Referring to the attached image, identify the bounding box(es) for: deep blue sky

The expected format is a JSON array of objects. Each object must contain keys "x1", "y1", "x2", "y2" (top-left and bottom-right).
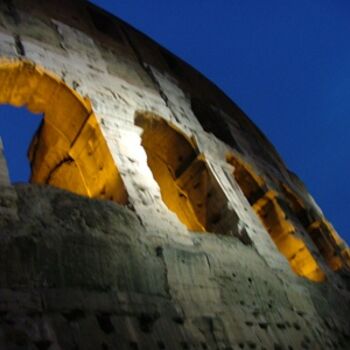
[{"x1": 0, "y1": 0, "x2": 349, "y2": 243}]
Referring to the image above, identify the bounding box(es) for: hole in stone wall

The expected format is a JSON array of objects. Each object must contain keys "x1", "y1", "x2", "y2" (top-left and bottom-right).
[
  {"x1": 162, "y1": 50, "x2": 183, "y2": 77},
  {"x1": 191, "y1": 98, "x2": 241, "y2": 152},
  {"x1": 62, "y1": 309, "x2": 85, "y2": 322},
  {"x1": 157, "y1": 341, "x2": 165, "y2": 349},
  {"x1": 138, "y1": 312, "x2": 158, "y2": 333},
  {"x1": 0, "y1": 59, "x2": 127, "y2": 204},
  {"x1": 227, "y1": 153, "x2": 325, "y2": 282},
  {"x1": 135, "y1": 112, "x2": 230, "y2": 233},
  {"x1": 129, "y1": 342, "x2": 139, "y2": 350},
  {"x1": 96, "y1": 313, "x2": 115, "y2": 334},
  {"x1": 34, "y1": 340, "x2": 52, "y2": 350},
  {"x1": 87, "y1": 4, "x2": 125, "y2": 44}
]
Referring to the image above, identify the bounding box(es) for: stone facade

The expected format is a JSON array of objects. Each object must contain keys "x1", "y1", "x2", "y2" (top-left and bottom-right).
[
  {"x1": 0, "y1": 1, "x2": 349, "y2": 349},
  {"x1": 0, "y1": 185, "x2": 349, "y2": 350}
]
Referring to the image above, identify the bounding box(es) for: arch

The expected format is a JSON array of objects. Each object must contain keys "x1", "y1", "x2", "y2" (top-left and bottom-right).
[
  {"x1": 227, "y1": 153, "x2": 325, "y2": 281},
  {"x1": 0, "y1": 58, "x2": 127, "y2": 203},
  {"x1": 135, "y1": 112, "x2": 229, "y2": 233},
  {"x1": 253, "y1": 191, "x2": 325, "y2": 282},
  {"x1": 281, "y1": 184, "x2": 349, "y2": 271}
]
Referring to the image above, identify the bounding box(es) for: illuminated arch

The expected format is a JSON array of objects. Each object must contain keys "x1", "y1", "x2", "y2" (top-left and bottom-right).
[
  {"x1": 253, "y1": 191, "x2": 325, "y2": 281},
  {"x1": 227, "y1": 153, "x2": 325, "y2": 282},
  {"x1": 0, "y1": 59, "x2": 127, "y2": 203},
  {"x1": 281, "y1": 184, "x2": 350, "y2": 271},
  {"x1": 135, "y1": 112, "x2": 229, "y2": 233}
]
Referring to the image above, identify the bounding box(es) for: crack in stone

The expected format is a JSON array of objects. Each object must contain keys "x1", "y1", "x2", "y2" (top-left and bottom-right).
[
  {"x1": 14, "y1": 34, "x2": 25, "y2": 56},
  {"x1": 44, "y1": 157, "x2": 73, "y2": 185}
]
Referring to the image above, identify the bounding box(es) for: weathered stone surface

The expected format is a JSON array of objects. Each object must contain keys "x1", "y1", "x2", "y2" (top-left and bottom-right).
[
  {"x1": 0, "y1": 138, "x2": 18, "y2": 221},
  {"x1": 0, "y1": 1, "x2": 349, "y2": 349},
  {"x1": 0, "y1": 184, "x2": 348, "y2": 349},
  {"x1": 0, "y1": 1, "x2": 347, "y2": 277}
]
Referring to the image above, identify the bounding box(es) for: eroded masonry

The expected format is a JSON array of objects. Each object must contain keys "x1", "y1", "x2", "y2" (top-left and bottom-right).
[{"x1": 0, "y1": 1, "x2": 349, "y2": 349}]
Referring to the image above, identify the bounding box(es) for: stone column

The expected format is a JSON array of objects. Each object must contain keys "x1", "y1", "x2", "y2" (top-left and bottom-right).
[
  {"x1": 0, "y1": 137, "x2": 10, "y2": 186},
  {"x1": 0, "y1": 138, "x2": 18, "y2": 221}
]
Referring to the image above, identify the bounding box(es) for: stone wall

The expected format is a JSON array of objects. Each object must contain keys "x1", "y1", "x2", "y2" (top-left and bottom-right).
[
  {"x1": 0, "y1": 184, "x2": 349, "y2": 350},
  {"x1": 0, "y1": 0, "x2": 347, "y2": 282},
  {"x1": 0, "y1": 1, "x2": 349, "y2": 348}
]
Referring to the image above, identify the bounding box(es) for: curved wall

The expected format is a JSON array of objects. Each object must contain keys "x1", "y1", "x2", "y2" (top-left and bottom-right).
[{"x1": 0, "y1": 0, "x2": 348, "y2": 282}]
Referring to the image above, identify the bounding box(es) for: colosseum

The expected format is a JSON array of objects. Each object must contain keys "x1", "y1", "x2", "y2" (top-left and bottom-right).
[{"x1": 0, "y1": 1, "x2": 349, "y2": 349}]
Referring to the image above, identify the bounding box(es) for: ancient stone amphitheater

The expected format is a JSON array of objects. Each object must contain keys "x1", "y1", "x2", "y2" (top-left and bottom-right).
[{"x1": 0, "y1": 1, "x2": 349, "y2": 349}]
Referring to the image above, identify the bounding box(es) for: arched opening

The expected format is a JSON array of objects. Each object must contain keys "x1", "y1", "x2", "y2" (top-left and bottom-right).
[
  {"x1": 0, "y1": 59, "x2": 127, "y2": 203},
  {"x1": 281, "y1": 184, "x2": 349, "y2": 271},
  {"x1": 227, "y1": 154, "x2": 266, "y2": 204},
  {"x1": 135, "y1": 112, "x2": 229, "y2": 233},
  {"x1": 253, "y1": 191, "x2": 325, "y2": 282},
  {"x1": 227, "y1": 153, "x2": 325, "y2": 282}
]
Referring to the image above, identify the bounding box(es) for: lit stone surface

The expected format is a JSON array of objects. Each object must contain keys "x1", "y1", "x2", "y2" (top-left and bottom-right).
[{"x1": 0, "y1": 1, "x2": 349, "y2": 349}]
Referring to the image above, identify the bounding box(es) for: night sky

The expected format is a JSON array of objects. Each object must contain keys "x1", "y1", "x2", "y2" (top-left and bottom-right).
[{"x1": 0, "y1": 0, "x2": 349, "y2": 243}]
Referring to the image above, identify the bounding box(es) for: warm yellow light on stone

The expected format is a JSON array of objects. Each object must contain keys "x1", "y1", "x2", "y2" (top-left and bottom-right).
[
  {"x1": 136, "y1": 112, "x2": 229, "y2": 233},
  {"x1": 281, "y1": 184, "x2": 349, "y2": 272},
  {"x1": 0, "y1": 59, "x2": 127, "y2": 204},
  {"x1": 227, "y1": 153, "x2": 325, "y2": 282},
  {"x1": 253, "y1": 191, "x2": 326, "y2": 282},
  {"x1": 135, "y1": 112, "x2": 205, "y2": 231}
]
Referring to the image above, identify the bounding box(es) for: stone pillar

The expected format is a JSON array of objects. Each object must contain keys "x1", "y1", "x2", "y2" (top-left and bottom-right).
[
  {"x1": 0, "y1": 137, "x2": 18, "y2": 221},
  {"x1": 0, "y1": 137, "x2": 10, "y2": 186}
]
